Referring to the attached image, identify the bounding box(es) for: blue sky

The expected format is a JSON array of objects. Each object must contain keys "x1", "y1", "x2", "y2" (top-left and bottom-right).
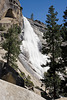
[{"x1": 19, "y1": 0, "x2": 67, "y2": 25}]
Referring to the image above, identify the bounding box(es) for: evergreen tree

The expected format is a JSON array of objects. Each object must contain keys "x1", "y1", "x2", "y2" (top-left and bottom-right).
[
  {"x1": 60, "y1": 7, "x2": 67, "y2": 97},
  {"x1": 63, "y1": 7, "x2": 67, "y2": 27},
  {"x1": 61, "y1": 7, "x2": 67, "y2": 41},
  {"x1": 62, "y1": 7, "x2": 67, "y2": 67},
  {"x1": 62, "y1": 7, "x2": 67, "y2": 69},
  {"x1": 44, "y1": 5, "x2": 62, "y2": 99},
  {"x1": 2, "y1": 24, "x2": 21, "y2": 69},
  {"x1": 31, "y1": 13, "x2": 34, "y2": 20}
]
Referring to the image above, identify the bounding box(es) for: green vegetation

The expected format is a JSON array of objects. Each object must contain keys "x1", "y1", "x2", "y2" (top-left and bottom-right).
[
  {"x1": 61, "y1": 7, "x2": 67, "y2": 41},
  {"x1": 0, "y1": 26, "x2": 5, "y2": 31},
  {"x1": 42, "y1": 6, "x2": 67, "y2": 99},
  {"x1": 1, "y1": 23, "x2": 34, "y2": 88},
  {"x1": 0, "y1": 3, "x2": 67, "y2": 98},
  {"x1": 2, "y1": 24, "x2": 21, "y2": 69},
  {"x1": 20, "y1": 72, "x2": 34, "y2": 87},
  {"x1": 43, "y1": 5, "x2": 64, "y2": 99},
  {"x1": 31, "y1": 13, "x2": 34, "y2": 20},
  {"x1": 44, "y1": 72, "x2": 61, "y2": 98},
  {"x1": 25, "y1": 75, "x2": 34, "y2": 87},
  {"x1": 60, "y1": 7, "x2": 67, "y2": 97}
]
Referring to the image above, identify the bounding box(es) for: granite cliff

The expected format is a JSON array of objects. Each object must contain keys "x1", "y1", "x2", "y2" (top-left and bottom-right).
[
  {"x1": 0, "y1": 79, "x2": 46, "y2": 100},
  {"x1": 0, "y1": 0, "x2": 23, "y2": 29}
]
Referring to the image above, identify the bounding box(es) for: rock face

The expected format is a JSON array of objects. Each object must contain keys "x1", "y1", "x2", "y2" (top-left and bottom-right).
[
  {"x1": 56, "y1": 98, "x2": 67, "y2": 100},
  {"x1": 0, "y1": 79, "x2": 46, "y2": 100},
  {"x1": 1, "y1": 63, "x2": 24, "y2": 87},
  {"x1": 0, "y1": 0, "x2": 23, "y2": 28},
  {"x1": 28, "y1": 18, "x2": 46, "y2": 33}
]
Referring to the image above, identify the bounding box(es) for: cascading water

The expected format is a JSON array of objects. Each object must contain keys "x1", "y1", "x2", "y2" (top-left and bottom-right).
[{"x1": 20, "y1": 16, "x2": 49, "y2": 78}]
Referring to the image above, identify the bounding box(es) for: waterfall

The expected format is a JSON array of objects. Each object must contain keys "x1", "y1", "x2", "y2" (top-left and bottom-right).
[{"x1": 20, "y1": 16, "x2": 49, "y2": 78}]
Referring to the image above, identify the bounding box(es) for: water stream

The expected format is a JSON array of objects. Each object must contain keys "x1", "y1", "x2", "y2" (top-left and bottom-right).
[{"x1": 20, "y1": 16, "x2": 49, "y2": 78}]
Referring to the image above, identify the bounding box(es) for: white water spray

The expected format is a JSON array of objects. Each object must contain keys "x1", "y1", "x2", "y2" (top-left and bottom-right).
[{"x1": 20, "y1": 16, "x2": 49, "y2": 78}]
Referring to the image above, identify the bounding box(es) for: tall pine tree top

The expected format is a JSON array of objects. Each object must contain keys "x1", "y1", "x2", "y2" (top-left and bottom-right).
[
  {"x1": 46, "y1": 5, "x2": 58, "y2": 28},
  {"x1": 63, "y1": 7, "x2": 67, "y2": 27},
  {"x1": 45, "y1": 5, "x2": 61, "y2": 59},
  {"x1": 62, "y1": 7, "x2": 67, "y2": 40}
]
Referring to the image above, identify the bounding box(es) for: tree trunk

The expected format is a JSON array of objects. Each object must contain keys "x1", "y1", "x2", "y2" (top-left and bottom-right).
[
  {"x1": 52, "y1": 33, "x2": 56, "y2": 99},
  {"x1": 7, "y1": 43, "x2": 10, "y2": 67},
  {"x1": 53, "y1": 74, "x2": 56, "y2": 100}
]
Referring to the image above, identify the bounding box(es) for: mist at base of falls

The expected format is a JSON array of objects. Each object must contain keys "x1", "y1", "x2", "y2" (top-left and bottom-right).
[{"x1": 20, "y1": 16, "x2": 49, "y2": 78}]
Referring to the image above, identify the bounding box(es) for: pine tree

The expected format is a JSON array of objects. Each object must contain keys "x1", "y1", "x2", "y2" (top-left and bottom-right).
[
  {"x1": 61, "y1": 7, "x2": 67, "y2": 41},
  {"x1": 62, "y1": 7, "x2": 67, "y2": 69},
  {"x1": 44, "y1": 5, "x2": 62, "y2": 99},
  {"x1": 60, "y1": 7, "x2": 67, "y2": 96},
  {"x1": 62, "y1": 7, "x2": 67, "y2": 66},
  {"x1": 31, "y1": 13, "x2": 34, "y2": 20},
  {"x1": 63, "y1": 7, "x2": 67, "y2": 27},
  {"x1": 2, "y1": 24, "x2": 21, "y2": 69}
]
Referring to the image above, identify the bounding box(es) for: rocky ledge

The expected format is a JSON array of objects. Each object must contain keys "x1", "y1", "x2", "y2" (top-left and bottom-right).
[{"x1": 0, "y1": 79, "x2": 46, "y2": 100}]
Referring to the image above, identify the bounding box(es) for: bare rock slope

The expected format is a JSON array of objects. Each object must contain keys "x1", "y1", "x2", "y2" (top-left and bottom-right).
[{"x1": 0, "y1": 79, "x2": 45, "y2": 100}]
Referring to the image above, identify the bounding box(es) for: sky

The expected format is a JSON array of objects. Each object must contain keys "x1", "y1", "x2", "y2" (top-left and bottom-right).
[{"x1": 19, "y1": 0, "x2": 67, "y2": 25}]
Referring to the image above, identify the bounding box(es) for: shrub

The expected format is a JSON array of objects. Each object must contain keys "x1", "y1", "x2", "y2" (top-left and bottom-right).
[
  {"x1": 25, "y1": 75, "x2": 34, "y2": 87},
  {"x1": 20, "y1": 72, "x2": 34, "y2": 87},
  {"x1": 0, "y1": 26, "x2": 5, "y2": 31}
]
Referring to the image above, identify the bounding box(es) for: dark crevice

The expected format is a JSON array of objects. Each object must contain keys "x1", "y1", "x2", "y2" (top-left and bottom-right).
[{"x1": 5, "y1": 9, "x2": 15, "y2": 18}]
